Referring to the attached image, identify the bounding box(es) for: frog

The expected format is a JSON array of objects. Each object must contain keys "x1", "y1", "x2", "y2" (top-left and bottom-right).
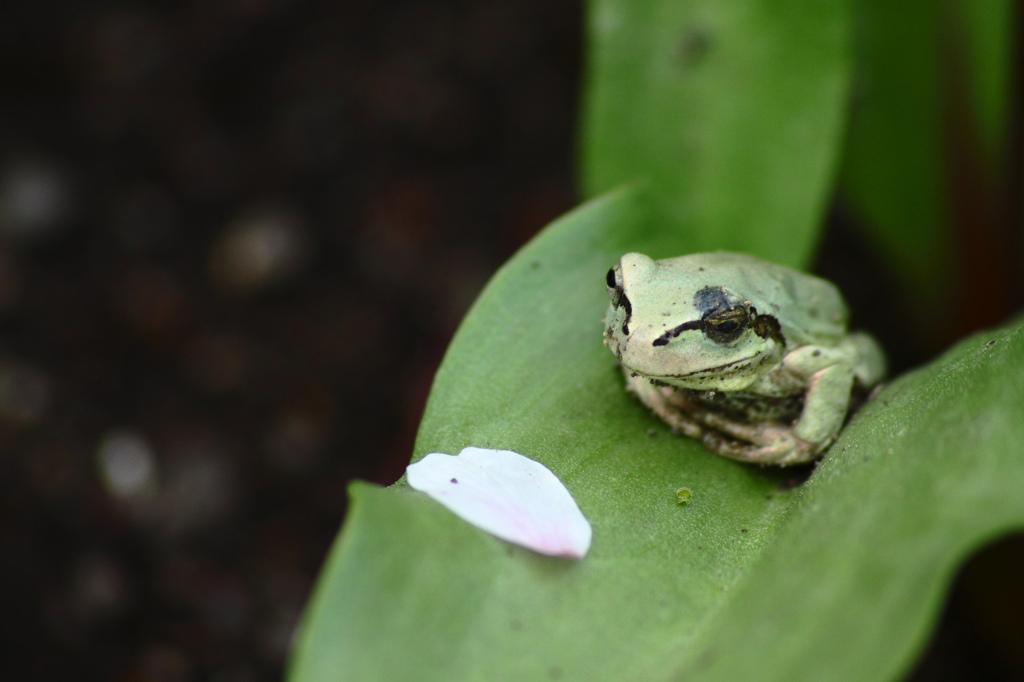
[{"x1": 603, "y1": 252, "x2": 886, "y2": 466}]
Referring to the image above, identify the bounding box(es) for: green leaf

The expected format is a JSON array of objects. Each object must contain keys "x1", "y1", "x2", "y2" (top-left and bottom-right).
[
  {"x1": 289, "y1": 187, "x2": 790, "y2": 681},
  {"x1": 645, "y1": 323, "x2": 1024, "y2": 680},
  {"x1": 578, "y1": 0, "x2": 852, "y2": 268},
  {"x1": 287, "y1": 186, "x2": 1024, "y2": 680},
  {"x1": 839, "y1": 0, "x2": 948, "y2": 292}
]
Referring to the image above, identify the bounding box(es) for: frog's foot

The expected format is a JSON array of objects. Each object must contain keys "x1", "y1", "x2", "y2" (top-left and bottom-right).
[
  {"x1": 698, "y1": 429, "x2": 820, "y2": 466},
  {"x1": 661, "y1": 387, "x2": 824, "y2": 466}
]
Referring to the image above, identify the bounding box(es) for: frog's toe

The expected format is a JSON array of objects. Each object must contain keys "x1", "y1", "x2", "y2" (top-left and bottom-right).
[{"x1": 700, "y1": 430, "x2": 820, "y2": 466}]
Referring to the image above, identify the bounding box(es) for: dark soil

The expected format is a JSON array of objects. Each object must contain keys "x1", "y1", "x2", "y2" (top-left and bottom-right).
[{"x1": 0, "y1": 1, "x2": 579, "y2": 679}]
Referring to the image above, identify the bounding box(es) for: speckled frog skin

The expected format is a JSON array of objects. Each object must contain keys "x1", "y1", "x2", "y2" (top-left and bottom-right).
[{"x1": 603, "y1": 252, "x2": 885, "y2": 466}]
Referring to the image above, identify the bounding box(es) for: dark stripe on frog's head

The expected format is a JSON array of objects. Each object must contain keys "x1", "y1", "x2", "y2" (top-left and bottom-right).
[
  {"x1": 652, "y1": 320, "x2": 701, "y2": 346},
  {"x1": 653, "y1": 306, "x2": 788, "y2": 349},
  {"x1": 652, "y1": 286, "x2": 732, "y2": 347}
]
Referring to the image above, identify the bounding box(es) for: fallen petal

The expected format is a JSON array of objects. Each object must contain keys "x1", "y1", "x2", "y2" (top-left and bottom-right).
[{"x1": 406, "y1": 447, "x2": 592, "y2": 559}]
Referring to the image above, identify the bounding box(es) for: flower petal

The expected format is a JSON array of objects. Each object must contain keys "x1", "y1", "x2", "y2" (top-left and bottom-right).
[{"x1": 406, "y1": 447, "x2": 592, "y2": 559}]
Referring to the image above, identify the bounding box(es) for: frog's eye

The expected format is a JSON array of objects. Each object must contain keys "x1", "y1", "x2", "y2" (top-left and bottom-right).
[
  {"x1": 703, "y1": 306, "x2": 749, "y2": 343},
  {"x1": 605, "y1": 266, "x2": 632, "y2": 321}
]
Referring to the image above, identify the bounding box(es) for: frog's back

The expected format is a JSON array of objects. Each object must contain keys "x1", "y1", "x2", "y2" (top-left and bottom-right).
[{"x1": 659, "y1": 251, "x2": 848, "y2": 347}]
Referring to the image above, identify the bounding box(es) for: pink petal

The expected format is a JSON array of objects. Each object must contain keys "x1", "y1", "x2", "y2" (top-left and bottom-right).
[{"x1": 406, "y1": 447, "x2": 592, "y2": 559}]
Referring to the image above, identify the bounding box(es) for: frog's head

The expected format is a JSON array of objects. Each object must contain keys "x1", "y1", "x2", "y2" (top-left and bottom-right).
[{"x1": 603, "y1": 253, "x2": 786, "y2": 391}]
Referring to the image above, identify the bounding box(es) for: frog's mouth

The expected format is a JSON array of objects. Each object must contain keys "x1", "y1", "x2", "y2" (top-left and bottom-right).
[
  {"x1": 661, "y1": 353, "x2": 763, "y2": 380},
  {"x1": 622, "y1": 351, "x2": 769, "y2": 392}
]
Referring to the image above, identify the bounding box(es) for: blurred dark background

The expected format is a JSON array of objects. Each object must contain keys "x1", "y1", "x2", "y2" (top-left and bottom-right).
[
  {"x1": 2, "y1": 1, "x2": 1023, "y2": 681},
  {"x1": 0, "y1": 1, "x2": 578, "y2": 679}
]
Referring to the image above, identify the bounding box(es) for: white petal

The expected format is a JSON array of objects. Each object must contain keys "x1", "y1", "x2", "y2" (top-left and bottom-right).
[{"x1": 406, "y1": 447, "x2": 592, "y2": 559}]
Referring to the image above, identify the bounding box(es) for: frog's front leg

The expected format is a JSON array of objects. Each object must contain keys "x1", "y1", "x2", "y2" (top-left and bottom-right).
[
  {"x1": 792, "y1": 364, "x2": 854, "y2": 447},
  {"x1": 698, "y1": 363, "x2": 855, "y2": 466},
  {"x1": 701, "y1": 348, "x2": 856, "y2": 465},
  {"x1": 663, "y1": 346, "x2": 856, "y2": 466},
  {"x1": 783, "y1": 346, "x2": 856, "y2": 449}
]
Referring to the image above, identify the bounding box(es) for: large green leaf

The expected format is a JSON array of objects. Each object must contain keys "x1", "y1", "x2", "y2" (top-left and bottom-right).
[
  {"x1": 645, "y1": 318, "x2": 1024, "y2": 680},
  {"x1": 578, "y1": 0, "x2": 851, "y2": 268},
  {"x1": 287, "y1": 187, "x2": 1024, "y2": 680}
]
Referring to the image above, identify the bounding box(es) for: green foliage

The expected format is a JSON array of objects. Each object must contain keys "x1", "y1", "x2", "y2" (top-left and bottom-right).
[{"x1": 289, "y1": 0, "x2": 1021, "y2": 679}]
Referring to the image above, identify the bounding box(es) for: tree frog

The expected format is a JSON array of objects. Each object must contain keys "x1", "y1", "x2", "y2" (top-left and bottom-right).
[{"x1": 603, "y1": 252, "x2": 885, "y2": 466}]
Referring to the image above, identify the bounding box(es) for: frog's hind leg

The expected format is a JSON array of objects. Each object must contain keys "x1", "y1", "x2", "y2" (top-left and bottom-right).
[
  {"x1": 624, "y1": 370, "x2": 820, "y2": 466},
  {"x1": 624, "y1": 372, "x2": 705, "y2": 440},
  {"x1": 697, "y1": 429, "x2": 819, "y2": 466},
  {"x1": 660, "y1": 389, "x2": 821, "y2": 466}
]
